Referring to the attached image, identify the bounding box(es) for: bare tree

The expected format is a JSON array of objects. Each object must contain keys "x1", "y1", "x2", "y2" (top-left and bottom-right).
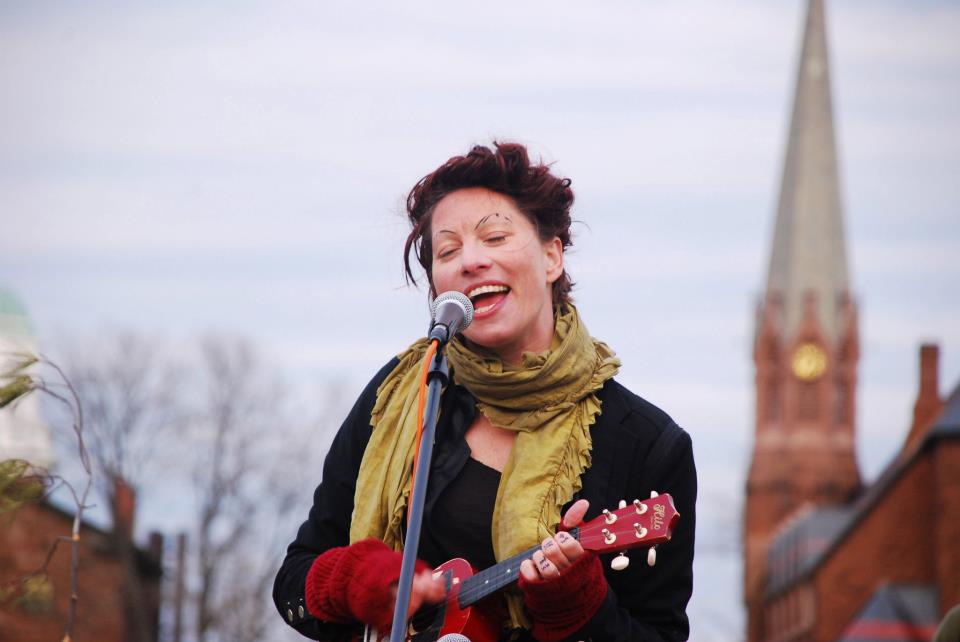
[
  {"x1": 1, "y1": 353, "x2": 93, "y2": 642},
  {"x1": 23, "y1": 331, "x2": 345, "y2": 642},
  {"x1": 188, "y1": 335, "x2": 313, "y2": 642},
  {"x1": 61, "y1": 333, "x2": 183, "y2": 642},
  {"x1": 66, "y1": 331, "x2": 183, "y2": 499}
]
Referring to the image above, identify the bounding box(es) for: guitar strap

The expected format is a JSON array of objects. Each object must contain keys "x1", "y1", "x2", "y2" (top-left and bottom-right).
[{"x1": 637, "y1": 422, "x2": 683, "y2": 496}]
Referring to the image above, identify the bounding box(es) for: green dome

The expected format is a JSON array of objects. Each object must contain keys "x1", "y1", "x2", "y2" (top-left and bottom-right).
[{"x1": 0, "y1": 286, "x2": 34, "y2": 336}]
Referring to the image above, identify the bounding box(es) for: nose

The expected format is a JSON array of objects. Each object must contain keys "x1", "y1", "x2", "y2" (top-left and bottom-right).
[{"x1": 459, "y1": 238, "x2": 492, "y2": 274}]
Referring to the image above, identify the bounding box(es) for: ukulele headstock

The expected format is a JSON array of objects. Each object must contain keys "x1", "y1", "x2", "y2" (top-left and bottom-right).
[{"x1": 578, "y1": 492, "x2": 679, "y2": 569}]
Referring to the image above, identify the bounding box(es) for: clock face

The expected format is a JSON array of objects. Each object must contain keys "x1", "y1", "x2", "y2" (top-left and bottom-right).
[{"x1": 792, "y1": 343, "x2": 827, "y2": 381}]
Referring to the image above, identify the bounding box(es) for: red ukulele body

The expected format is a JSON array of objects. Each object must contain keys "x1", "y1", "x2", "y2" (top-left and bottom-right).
[{"x1": 361, "y1": 493, "x2": 680, "y2": 642}]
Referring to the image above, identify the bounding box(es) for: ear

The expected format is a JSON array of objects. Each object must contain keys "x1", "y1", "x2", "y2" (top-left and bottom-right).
[{"x1": 543, "y1": 237, "x2": 564, "y2": 284}]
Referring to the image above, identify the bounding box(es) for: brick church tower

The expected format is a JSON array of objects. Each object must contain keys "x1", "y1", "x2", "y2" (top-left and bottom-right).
[{"x1": 744, "y1": 1, "x2": 862, "y2": 639}]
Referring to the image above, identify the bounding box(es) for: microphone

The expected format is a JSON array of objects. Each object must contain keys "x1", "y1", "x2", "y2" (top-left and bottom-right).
[
  {"x1": 429, "y1": 291, "x2": 474, "y2": 344},
  {"x1": 437, "y1": 635, "x2": 472, "y2": 642}
]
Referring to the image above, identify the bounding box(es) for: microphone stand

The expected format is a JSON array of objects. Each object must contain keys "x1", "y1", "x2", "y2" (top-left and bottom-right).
[{"x1": 389, "y1": 345, "x2": 449, "y2": 642}]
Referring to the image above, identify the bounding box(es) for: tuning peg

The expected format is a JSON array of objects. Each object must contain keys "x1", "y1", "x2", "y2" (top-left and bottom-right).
[
  {"x1": 618, "y1": 499, "x2": 627, "y2": 509},
  {"x1": 633, "y1": 499, "x2": 647, "y2": 515},
  {"x1": 650, "y1": 490, "x2": 659, "y2": 498},
  {"x1": 633, "y1": 523, "x2": 648, "y2": 539},
  {"x1": 602, "y1": 509, "x2": 617, "y2": 524},
  {"x1": 610, "y1": 552, "x2": 630, "y2": 571},
  {"x1": 647, "y1": 547, "x2": 657, "y2": 567},
  {"x1": 601, "y1": 528, "x2": 616, "y2": 544}
]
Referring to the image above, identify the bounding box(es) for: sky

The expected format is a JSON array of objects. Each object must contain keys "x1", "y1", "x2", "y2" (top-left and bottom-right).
[{"x1": 1, "y1": 1, "x2": 959, "y2": 640}]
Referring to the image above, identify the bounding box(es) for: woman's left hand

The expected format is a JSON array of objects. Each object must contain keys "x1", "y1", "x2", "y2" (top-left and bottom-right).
[{"x1": 519, "y1": 499, "x2": 590, "y2": 583}]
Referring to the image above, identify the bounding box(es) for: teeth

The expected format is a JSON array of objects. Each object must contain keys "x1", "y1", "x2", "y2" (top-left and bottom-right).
[{"x1": 468, "y1": 284, "x2": 509, "y2": 299}]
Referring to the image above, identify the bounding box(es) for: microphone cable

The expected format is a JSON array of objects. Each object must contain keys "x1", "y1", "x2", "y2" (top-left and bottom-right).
[{"x1": 408, "y1": 338, "x2": 439, "y2": 527}]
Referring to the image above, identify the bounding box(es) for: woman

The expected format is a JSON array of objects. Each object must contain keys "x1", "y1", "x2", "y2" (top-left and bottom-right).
[{"x1": 274, "y1": 142, "x2": 697, "y2": 641}]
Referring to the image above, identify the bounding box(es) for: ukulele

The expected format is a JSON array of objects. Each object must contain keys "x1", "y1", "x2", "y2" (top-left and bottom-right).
[{"x1": 361, "y1": 492, "x2": 680, "y2": 642}]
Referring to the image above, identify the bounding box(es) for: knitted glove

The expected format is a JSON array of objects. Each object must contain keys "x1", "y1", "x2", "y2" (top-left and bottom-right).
[
  {"x1": 304, "y1": 538, "x2": 430, "y2": 634},
  {"x1": 518, "y1": 551, "x2": 608, "y2": 641}
]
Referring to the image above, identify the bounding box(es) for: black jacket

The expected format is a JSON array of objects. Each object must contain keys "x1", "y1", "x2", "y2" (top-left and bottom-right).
[{"x1": 274, "y1": 358, "x2": 697, "y2": 641}]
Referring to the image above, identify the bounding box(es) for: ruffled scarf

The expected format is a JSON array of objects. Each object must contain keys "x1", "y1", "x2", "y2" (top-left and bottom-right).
[{"x1": 350, "y1": 304, "x2": 620, "y2": 624}]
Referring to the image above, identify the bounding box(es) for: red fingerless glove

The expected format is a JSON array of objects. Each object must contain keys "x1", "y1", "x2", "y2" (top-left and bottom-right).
[
  {"x1": 304, "y1": 538, "x2": 430, "y2": 634},
  {"x1": 518, "y1": 551, "x2": 608, "y2": 641}
]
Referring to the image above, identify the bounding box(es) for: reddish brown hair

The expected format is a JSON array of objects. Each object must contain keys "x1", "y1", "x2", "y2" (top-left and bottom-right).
[{"x1": 403, "y1": 142, "x2": 575, "y2": 304}]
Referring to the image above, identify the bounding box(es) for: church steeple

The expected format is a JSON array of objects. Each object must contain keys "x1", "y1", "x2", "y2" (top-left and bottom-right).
[
  {"x1": 744, "y1": 2, "x2": 861, "y2": 641},
  {"x1": 766, "y1": 0, "x2": 849, "y2": 343}
]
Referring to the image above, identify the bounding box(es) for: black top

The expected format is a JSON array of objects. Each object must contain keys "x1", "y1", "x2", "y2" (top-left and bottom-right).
[
  {"x1": 419, "y1": 457, "x2": 501, "y2": 570},
  {"x1": 274, "y1": 357, "x2": 698, "y2": 641}
]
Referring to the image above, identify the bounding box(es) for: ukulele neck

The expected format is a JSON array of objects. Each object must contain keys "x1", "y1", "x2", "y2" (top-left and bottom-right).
[{"x1": 457, "y1": 527, "x2": 581, "y2": 608}]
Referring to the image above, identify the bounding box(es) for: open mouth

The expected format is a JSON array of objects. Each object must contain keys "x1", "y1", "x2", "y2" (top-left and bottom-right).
[{"x1": 467, "y1": 284, "x2": 510, "y2": 314}]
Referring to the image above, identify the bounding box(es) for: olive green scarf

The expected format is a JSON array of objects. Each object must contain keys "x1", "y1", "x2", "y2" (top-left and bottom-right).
[{"x1": 350, "y1": 305, "x2": 620, "y2": 623}]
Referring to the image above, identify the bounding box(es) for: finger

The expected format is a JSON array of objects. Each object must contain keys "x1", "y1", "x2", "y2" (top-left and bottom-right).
[
  {"x1": 422, "y1": 570, "x2": 445, "y2": 602},
  {"x1": 561, "y1": 499, "x2": 590, "y2": 530},
  {"x1": 555, "y1": 530, "x2": 584, "y2": 563},
  {"x1": 532, "y1": 549, "x2": 560, "y2": 580},
  {"x1": 413, "y1": 570, "x2": 445, "y2": 605},
  {"x1": 407, "y1": 573, "x2": 438, "y2": 617},
  {"x1": 520, "y1": 558, "x2": 542, "y2": 583},
  {"x1": 540, "y1": 536, "x2": 573, "y2": 571}
]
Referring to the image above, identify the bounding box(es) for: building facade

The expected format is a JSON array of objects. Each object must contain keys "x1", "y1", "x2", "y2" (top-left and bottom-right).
[
  {"x1": 760, "y1": 348, "x2": 959, "y2": 642},
  {"x1": 0, "y1": 492, "x2": 164, "y2": 642},
  {"x1": 744, "y1": 1, "x2": 959, "y2": 640},
  {"x1": 0, "y1": 287, "x2": 163, "y2": 641}
]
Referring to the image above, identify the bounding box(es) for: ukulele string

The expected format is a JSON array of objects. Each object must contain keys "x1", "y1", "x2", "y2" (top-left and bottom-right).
[
  {"x1": 399, "y1": 526, "x2": 588, "y2": 629},
  {"x1": 441, "y1": 528, "x2": 582, "y2": 607}
]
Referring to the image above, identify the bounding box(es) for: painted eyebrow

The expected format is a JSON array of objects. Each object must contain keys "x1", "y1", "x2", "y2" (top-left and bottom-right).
[
  {"x1": 434, "y1": 212, "x2": 513, "y2": 238},
  {"x1": 475, "y1": 212, "x2": 512, "y2": 230}
]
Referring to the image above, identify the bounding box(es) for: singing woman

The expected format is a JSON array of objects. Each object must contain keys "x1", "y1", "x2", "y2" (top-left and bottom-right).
[{"x1": 274, "y1": 142, "x2": 697, "y2": 641}]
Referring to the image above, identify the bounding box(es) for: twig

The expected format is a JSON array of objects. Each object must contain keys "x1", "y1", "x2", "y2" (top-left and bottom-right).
[
  {"x1": 43, "y1": 356, "x2": 91, "y2": 642},
  {"x1": 2, "y1": 353, "x2": 93, "y2": 642},
  {"x1": 0, "y1": 534, "x2": 74, "y2": 595}
]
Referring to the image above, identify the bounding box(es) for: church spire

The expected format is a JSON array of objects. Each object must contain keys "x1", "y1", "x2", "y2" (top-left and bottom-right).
[
  {"x1": 745, "y1": 2, "x2": 861, "y2": 640},
  {"x1": 766, "y1": 0, "x2": 849, "y2": 343}
]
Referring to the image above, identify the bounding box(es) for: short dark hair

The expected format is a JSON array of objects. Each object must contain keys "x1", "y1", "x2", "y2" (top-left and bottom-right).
[{"x1": 403, "y1": 141, "x2": 575, "y2": 304}]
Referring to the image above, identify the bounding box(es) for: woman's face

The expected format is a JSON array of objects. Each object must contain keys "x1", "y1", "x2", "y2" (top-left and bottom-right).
[{"x1": 430, "y1": 187, "x2": 563, "y2": 364}]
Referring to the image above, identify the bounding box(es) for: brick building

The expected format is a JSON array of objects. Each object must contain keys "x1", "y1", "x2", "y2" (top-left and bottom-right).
[
  {"x1": 1, "y1": 288, "x2": 163, "y2": 641},
  {"x1": 744, "y1": 0, "x2": 959, "y2": 640},
  {"x1": 762, "y1": 347, "x2": 958, "y2": 642},
  {"x1": 0, "y1": 483, "x2": 163, "y2": 642}
]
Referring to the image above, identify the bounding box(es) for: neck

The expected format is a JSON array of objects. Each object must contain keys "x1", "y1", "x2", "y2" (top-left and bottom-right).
[{"x1": 465, "y1": 310, "x2": 557, "y2": 366}]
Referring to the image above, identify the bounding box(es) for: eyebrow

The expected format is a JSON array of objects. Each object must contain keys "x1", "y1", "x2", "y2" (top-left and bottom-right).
[
  {"x1": 434, "y1": 212, "x2": 513, "y2": 238},
  {"x1": 474, "y1": 212, "x2": 512, "y2": 230}
]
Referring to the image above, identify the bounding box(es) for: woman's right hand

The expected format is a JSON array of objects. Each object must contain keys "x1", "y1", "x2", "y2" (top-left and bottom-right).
[
  {"x1": 304, "y1": 539, "x2": 444, "y2": 634},
  {"x1": 391, "y1": 567, "x2": 446, "y2": 621}
]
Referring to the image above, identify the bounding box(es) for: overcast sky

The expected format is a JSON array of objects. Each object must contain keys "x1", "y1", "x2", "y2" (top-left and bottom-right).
[{"x1": 2, "y1": 1, "x2": 958, "y2": 640}]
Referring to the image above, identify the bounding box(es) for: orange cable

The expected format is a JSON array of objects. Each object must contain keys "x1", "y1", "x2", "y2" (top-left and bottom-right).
[{"x1": 408, "y1": 339, "x2": 438, "y2": 527}]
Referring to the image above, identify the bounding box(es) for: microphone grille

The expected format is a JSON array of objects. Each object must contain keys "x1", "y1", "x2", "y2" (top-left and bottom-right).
[
  {"x1": 437, "y1": 635, "x2": 472, "y2": 642},
  {"x1": 431, "y1": 291, "x2": 474, "y2": 330}
]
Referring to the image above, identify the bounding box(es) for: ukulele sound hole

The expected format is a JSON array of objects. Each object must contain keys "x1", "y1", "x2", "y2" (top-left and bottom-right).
[{"x1": 409, "y1": 607, "x2": 436, "y2": 633}]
